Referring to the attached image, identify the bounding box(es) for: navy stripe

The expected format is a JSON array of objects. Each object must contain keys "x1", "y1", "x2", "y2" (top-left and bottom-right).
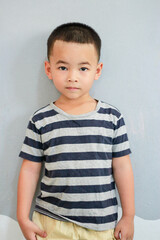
[
  {"x1": 63, "y1": 213, "x2": 118, "y2": 224},
  {"x1": 115, "y1": 117, "x2": 125, "y2": 130},
  {"x1": 24, "y1": 137, "x2": 43, "y2": 149},
  {"x1": 45, "y1": 168, "x2": 112, "y2": 178},
  {"x1": 38, "y1": 196, "x2": 117, "y2": 209},
  {"x1": 46, "y1": 152, "x2": 112, "y2": 162},
  {"x1": 19, "y1": 151, "x2": 44, "y2": 162},
  {"x1": 32, "y1": 109, "x2": 58, "y2": 122},
  {"x1": 98, "y1": 107, "x2": 121, "y2": 118},
  {"x1": 113, "y1": 133, "x2": 128, "y2": 145},
  {"x1": 43, "y1": 135, "x2": 112, "y2": 150},
  {"x1": 40, "y1": 120, "x2": 114, "y2": 135},
  {"x1": 41, "y1": 182, "x2": 115, "y2": 194},
  {"x1": 28, "y1": 121, "x2": 40, "y2": 134},
  {"x1": 112, "y1": 149, "x2": 131, "y2": 158}
]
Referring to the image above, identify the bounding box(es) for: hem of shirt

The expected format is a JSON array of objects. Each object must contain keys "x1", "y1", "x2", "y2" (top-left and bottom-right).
[
  {"x1": 34, "y1": 204, "x2": 117, "y2": 232},
  {"x1": 35, "y1": 205, "x2": 68, "y2": 222},
  {"x1": 112, "y1": 149, "x2": 131, "y2": 158},
  {"x1": 19, "y1": 151, "x2": 44, "y2": 162}
]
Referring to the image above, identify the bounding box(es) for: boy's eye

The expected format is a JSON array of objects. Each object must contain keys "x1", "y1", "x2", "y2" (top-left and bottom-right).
[
  {"x1": 59, "y1": 66, "x2": 67, "y2": 71},
  {"x1": 80, "y1": 67, "x2": 88, "y2": 71}
]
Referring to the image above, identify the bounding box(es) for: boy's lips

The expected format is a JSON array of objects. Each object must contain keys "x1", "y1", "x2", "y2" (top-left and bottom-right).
[{"x1": 66, "y1": 87, "x2": 80, "y2": 90}]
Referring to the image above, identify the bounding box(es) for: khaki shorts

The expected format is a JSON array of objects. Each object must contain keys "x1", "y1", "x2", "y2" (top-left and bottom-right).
[{"x1": 32, "y1": 211, "x2": 116, "y2": 240}]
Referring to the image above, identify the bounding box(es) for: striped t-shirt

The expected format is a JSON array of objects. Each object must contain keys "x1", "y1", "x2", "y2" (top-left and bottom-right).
[{"x1": 19, "y1": 100, "x2": 131, "y2": 231}]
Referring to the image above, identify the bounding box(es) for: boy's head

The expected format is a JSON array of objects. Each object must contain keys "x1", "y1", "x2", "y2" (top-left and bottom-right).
[
  {"x1": 45, "y1": 23, "x2": 103, "y2": 102},
  {"x1": 47, "y1": 22, "x2": 101, "y2": 62}
]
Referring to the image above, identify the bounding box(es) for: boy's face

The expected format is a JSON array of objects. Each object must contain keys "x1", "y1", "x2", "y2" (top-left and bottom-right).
[{"x1": 45, "y1": 40, "x2": 103, "y2": 102}]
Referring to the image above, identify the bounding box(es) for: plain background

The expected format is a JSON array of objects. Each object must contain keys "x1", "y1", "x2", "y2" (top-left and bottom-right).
[{"x1": 1, "y1": 0, "x2": 160, "y2": 229}]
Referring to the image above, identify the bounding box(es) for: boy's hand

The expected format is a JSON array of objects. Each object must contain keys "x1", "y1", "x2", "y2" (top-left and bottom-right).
[
  {"x1": 114, "y1": 216, "x2": 134, "y2": 240},
  {"x1": 19, "y1": 219, "x2": 47, "y2": 240}
]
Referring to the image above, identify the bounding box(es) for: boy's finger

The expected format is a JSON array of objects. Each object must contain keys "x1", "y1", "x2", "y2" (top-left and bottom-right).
[
  {"x1": 35, "y1": 227, "x2": 47, "y2": 238},
  {"x1": 32, "y1": 222, "x2": 47, "y2": 238},
  {"x1": 34, "y1": 233, "x2": 38, "y2": 240},
  {"x1": 38, "y1": 230, "x2": 47, "y2": 238},
  {"x1": 114, "y1": 228, "x2": 120, "y2": 239}
]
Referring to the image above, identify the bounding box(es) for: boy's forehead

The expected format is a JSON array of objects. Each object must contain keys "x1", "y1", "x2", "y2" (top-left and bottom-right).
[{"x1": 50, "y1": 40, "x2": 98, "y2": 61}]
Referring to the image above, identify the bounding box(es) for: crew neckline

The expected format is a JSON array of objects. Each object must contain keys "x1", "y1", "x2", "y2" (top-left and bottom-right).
[{"x1": 50, "y1": 99, "x2": 101, "y2": 119}]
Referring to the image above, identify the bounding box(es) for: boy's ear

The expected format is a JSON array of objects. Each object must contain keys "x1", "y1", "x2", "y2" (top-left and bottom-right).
[
  {"x1": 45, "y1": 61, "x2": 53, "y2": 80},
  {"x1": 95, "y1": 62, "x2": 103, "y2": 80}
]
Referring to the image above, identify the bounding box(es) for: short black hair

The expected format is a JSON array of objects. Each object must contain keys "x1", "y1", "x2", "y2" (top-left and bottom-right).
[{"x1": 47, "y1": 22, "x2": 101, "y2": 61}]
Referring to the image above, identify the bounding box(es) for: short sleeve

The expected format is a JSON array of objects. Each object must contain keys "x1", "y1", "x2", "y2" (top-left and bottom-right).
[
  {"x1": 19, "y1": 116, "x2": 44, "y2": 162},
  {"x1": 112, "y1": 114, "x2": 131, "y2": 158}
]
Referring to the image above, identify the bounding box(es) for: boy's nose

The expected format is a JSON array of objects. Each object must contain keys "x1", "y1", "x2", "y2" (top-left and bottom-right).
[{"x1": 67, "y1": 70, "x2": 78, "y2": 82}]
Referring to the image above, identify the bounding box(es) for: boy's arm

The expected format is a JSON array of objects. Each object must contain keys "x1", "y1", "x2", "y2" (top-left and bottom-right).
[
  {"x1": 17, "y1": 159, "x2": 47, "y2": 240},
  {"x1": 112, "y1": 155, "x2": 135, "y2": 240}
]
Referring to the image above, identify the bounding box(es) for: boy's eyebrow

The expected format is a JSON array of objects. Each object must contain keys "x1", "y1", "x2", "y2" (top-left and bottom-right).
[
  {"x1": 56, "y1": 60, "x2": 69, "y2": 65},
  {"x1": 78, "y1": 62, "x2": 91, "y2": 66},
  {"x1": 55, "y1": 60, "x2": 91, "y2": 66}
]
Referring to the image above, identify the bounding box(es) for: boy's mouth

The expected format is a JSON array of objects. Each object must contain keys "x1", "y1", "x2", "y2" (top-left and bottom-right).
[{"x1": 66, "y1": 87, "x2": 80, "y2": 90}]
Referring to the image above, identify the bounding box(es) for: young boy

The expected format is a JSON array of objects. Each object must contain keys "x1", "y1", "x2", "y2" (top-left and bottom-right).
[{"x1": 17, "y1": 22, "x2": 135, "y2": 240}]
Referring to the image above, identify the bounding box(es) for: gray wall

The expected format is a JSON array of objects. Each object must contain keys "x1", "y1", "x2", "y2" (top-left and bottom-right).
[{"x1": 1, "y1": 0, "x2": 160, "y2": 223}]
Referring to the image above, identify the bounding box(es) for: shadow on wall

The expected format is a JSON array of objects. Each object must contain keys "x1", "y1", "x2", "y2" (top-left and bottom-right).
[{"x1": 1, "y1": 208, "x2": 160, "y2": 240}]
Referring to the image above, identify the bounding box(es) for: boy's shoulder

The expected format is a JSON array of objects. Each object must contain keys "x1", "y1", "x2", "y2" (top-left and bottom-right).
[
  {"x1": 99, "y1": 100, "x2": 122, "y2": 119},
  {"x1": 33, "y1": 103, "x2": 51, "y2": 115},
  {"x1": 30, "y1": 102, "x2": 56, "y2": 123}
]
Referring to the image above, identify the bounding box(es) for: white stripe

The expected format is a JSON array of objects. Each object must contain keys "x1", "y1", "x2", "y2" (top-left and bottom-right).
[
  {"x1": 42, "y1": 127, "x2": 114, "y2": 143},
  {"x1": 45, "y1": 159, "x2": 112, "y2": 171},
  {"x1": 114, "y1": 125, "x2": 128, "y2": 138},
  {"x1": 21, "y1": 144, "x2": 43, "y2": 157},
  {"x1": 25, "y1": 128, "x2": 40, "y2": 140},
  {"x1": 41, "y1": 175, "x2": 114, "y2": 186},
  {"x1": 44, "y1": 143, "x2": 112, "y2": 156},
  {"x1": 40, "y1": 189, "x2": 116, "y2": 202},
  {"x1": 112, "y1": 141, "x2": 130, "y2": 152}
]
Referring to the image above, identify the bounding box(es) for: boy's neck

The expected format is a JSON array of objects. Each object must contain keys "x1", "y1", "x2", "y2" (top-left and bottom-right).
[{"x1": 54, "y1": 95, "x2": 98, "y2": 115}]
